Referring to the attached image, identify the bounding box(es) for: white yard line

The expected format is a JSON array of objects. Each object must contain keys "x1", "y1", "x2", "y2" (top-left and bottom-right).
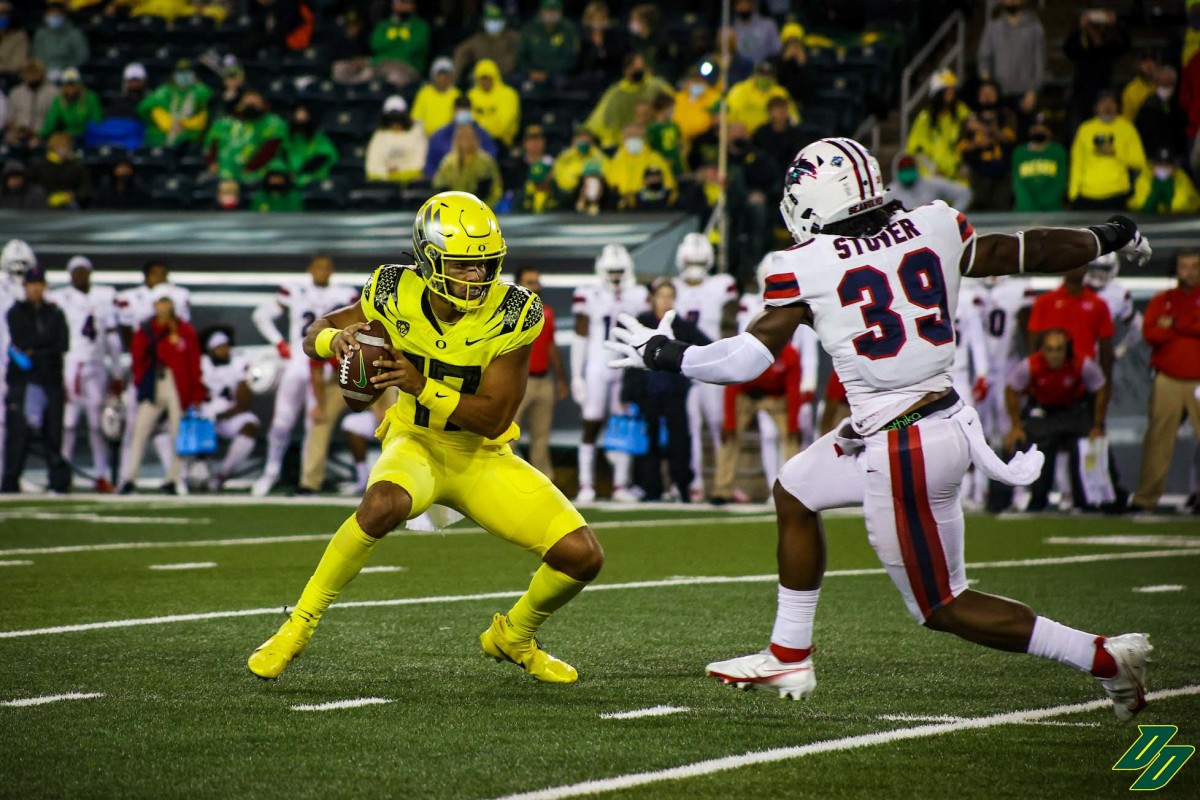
[
  {"x1": 600, "y1": 706, "x2": 689, "y2": 720},
  {"x1": 0, "y1": 560, "x2": 33, "y2": 567},
  {"x1": 290, "y1": 697, "x2": 394, "y2": 712},
  {"x1": 3, "y1": 548, "x2": 1199, "y2": 640},
  {"x1": 148, "y1": 562, "x2": 217, "y2": 571},
  {"x1": 0, "y1": 515, "x2": 779, "y2": 557},
  {"x1": 1134, "y1": 584, "x2": 1186, "y2": 593},
  {"x1": 0, "y1": 512, "x2": 210, "y2": 526},
  {"x1": 489, "y1": 686, "x2": 1200, "y2": 800},
  {"x1": 878, "y1": 713, "x2": 1097, "y2": 728},
  {"x1": 1046, "y1": 535, "x2": 1200, "y2": 548},
  {"x1": 0, "y1": 692, "x2": 105, "y2": 708},
  {"x1": 360, "y1": 566, "x2": 408, "y2": 573}
]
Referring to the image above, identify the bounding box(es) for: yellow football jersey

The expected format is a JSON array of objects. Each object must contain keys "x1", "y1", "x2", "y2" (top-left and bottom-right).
[{"x1": 360, "y1": 264, "x2": 544, "y2": 447}]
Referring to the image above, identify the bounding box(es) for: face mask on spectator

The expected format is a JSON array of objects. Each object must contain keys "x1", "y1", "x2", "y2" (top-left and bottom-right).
[
  {"x1": 386, "y1": 112, "x2": 411, "y2": 128},
  {"x1": 46, "y1": 13, "x2": 65, "y2": 28},
  {"x1": 1153, "y1": 165, "x2": 1173, "y2": 180},
  {"x1": 293, "y1": 117, "x2": 314, "y2": 135},
  {"x1": 629, "y1": 68, "x2": 645, "y2": 83},
  {"x1": 575, "y1": 140, "x2": 591, "y2": 154},
  {"x1": 1155, "y1": 86, "x2": 1173, "y2": 100},
  {"x1": 688, "y1": 82, "x2": 705, "y2": 100},
  {"x1": 1029, "y1": 130, "x2": 1048, "y2": 143},
  {"x1": 624, "y1": 136, "x2": 644, "y2": 155},
  {"x1": 175, "y1": 71, "x2": 195, "y2": 87},
  {"x1": 454, "y1": 110, "x2": 473, "y2": 125},
  {"x1": 396, "y1": 10, "x2": 412, "y2": 21},
  {"x1": 241, "y1": 104, "x2": 264, "y2": 120},
  {"x1": 484, "y1": 19, "x2": 505, "y2": 34},
  {"x1": 582, "y1": 175, "x2": 604, "y2": 202}
]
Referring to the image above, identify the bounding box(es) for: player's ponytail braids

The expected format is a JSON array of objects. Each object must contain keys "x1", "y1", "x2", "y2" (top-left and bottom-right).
[{"x1": 821, "y1": 200, "x2": 905, "y2": 238}]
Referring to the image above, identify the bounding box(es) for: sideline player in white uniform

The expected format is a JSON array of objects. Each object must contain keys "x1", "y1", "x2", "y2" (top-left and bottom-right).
[
  {"x1": 735, "y1": 256, "x2": 820, "y2": 488},
  {"x1": 951, "y1": 285, "x2": 991, "y2": 507},
  {"x1": 115, "y1": 259, "x2": 193, "y2": 479},
  {"x1": 51, "y1": 256, "x2": 122, "y2": 492},
  {"x1": 200, "y1": 330, "x2": 260, "y2": 491},
  {"x1": 968, "y1": 274, "x2": 1035, "y2": 443},
  {"x1": 1085, "y1": 253, "x2": 1143, "y2": 357},
  {"x1": 0, "y1": 239, "x2": 35, "y2": 478},
  {"x1": 672, "y1": 232, "x2": 739, "y2": 500},
  {"x1": 570, "y1": 244, "x2": 648, "y2": 502},
  {"x1": 251, "y1": 253, "x2": 358, "y2": 496},
  {"x1": 608, "y1": 137, "x2": 1154, "y2": 720}
]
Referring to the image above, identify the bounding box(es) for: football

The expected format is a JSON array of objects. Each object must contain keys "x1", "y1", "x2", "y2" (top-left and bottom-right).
[{"x1": 336, "y1": 319, "x2": 391, "y2": 412}]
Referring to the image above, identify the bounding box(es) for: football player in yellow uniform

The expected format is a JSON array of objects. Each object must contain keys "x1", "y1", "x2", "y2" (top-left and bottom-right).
[{"x1": 247, "y1": 191, "x2": 604, "y2": 683}]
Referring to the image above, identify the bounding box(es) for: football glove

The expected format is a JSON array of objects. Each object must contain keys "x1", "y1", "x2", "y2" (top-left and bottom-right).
[{"x1": 605, "y1": 310, "x2": 676, "y2": 370}]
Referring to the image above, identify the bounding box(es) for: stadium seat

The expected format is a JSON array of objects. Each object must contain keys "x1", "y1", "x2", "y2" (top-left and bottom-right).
[
  {"x1": 117, "y1": 15, "x2": 167, "y2": 40},
  {"x1": 801, "y1": 106, "x2": 839, "y2": 138},
  {"x1": 264, "y1": 77, "x2": 296, "y2": 109},
  {"x1": 281, "y1": 46, "x2": 332, "y2": 78},
  {"x1": 168, "y1": 15, "x2": 217, "y2": 50},
  {"x1": 150, "y1": 174, "x2": 195, "y2": 209},
  {"x1": 347, "y1": 182, "x2": 400, "y2": 210},
  {"x1": 303, "y1": 177, "x2": 350, "y2": 210},
  {"x1": 323, "y1": 108, "x2": 371, "y2": 145},
  {"x1": 334, "y1": 143, "x2": 367, "y2": 180},
  {"x1": 129, "y1": 147, "x2": 176, "y2": 180},
  {"x1": 344, "y1": 81, "x2": 390, "y2": 112},
  {"x1": 294, "y1": 80, "x2": 340, "y2": 117}
]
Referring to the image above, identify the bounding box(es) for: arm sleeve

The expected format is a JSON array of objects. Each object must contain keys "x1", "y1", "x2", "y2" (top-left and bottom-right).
[
  {"x1": 251, "y1": 291, "x2": 286, "y2": 345},
  {"x1": 797, "y1": 325, "x2": 818, "y2": 394},
  {"x1": 1081, "y1": 358, "x2": 1106, "y2": 391},
  {"x1": 680, "y1": 331, "x2": 776, "y2": 385}
]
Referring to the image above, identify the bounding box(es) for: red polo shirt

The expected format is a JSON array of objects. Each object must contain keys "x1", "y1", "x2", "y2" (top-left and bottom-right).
[
  {"x1": 1028, "y1": 285, "x2": 1114, "y2": 360},
  {"x1": 528, "y1": 303, "x2": 556, "y2": 376},
  {"x1": 1143, "y1": 283, "x2": 1200, "y2": 380}
]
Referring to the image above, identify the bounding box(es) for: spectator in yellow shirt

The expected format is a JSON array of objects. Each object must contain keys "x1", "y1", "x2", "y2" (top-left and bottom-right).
[
  {"x1": 1069, "y1": 89, "x2": 1146, "y2": 209},
  {"x1": 675, "y1": 70, "x2": 720, "y2": 145},
  {"x1": 604, "y1": 123, "x2": 675, "y2": 209},
  {"x1": 1128, "y1": 148, "x2": 1200, "y2": 214},
  {"x1": 411, "y1": 57, "x2": 460, "y2": 135},
  {"x1": 584, "y1": 53, "x2": 674, "y2": 148},
  {"x1": 727, "y1": 62, "x2": 798, "y2": 136},
  {"x1": 1121, "y1": 49, "x2": 1160, "y2": 121},
  {"x1": 552, "y1": 127, "x2": 608, "y2": 196},
  {"x1": 906, "y1": 68, "x2": 971, "y2": 180},
  {"x1": 468, "y1": 58, "x2": 520, "y2": 146}
]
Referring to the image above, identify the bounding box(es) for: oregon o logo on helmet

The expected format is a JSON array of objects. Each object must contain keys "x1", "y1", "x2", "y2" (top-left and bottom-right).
[{"x1": 1113, "y1": 725, "x2": 1194, "y2": 791}]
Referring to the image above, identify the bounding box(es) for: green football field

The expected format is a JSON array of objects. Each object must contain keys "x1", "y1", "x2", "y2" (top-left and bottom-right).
[{"x1": 1, "y1": 498, "x2": 1198, "y2": 800}]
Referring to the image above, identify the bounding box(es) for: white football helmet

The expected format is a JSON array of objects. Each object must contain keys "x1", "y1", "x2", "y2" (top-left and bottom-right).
[
  {"x1": 1085, "y1": 253, "x2": 1118, "y2": 289},
  {"x1": 247, "y1": 349, "x2": 283, "y2": 395},
  {"x1": 780, "y1": 137, "x2": 885, "y2": 245},
  {"x1": 674, "y1": 232, "x2": 714, "y2": 284},
  {"x1": 1, "y1": 239, "x2": 37, "y2": 279},
  {"x1": 595, "y1": 243, "x2": 635, "y2": 290}
]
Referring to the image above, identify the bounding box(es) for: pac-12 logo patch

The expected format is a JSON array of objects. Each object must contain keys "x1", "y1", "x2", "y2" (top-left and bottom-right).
[{"x1": 397, "y1": 321, "x2": 410, "y2": 337}]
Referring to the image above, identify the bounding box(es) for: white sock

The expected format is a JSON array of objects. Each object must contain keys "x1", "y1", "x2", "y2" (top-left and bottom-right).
[
  {"x1": 609, "y1": 449, "x2": 631, "y2": 488},
  {"x1": 89, "y1": 425, "x2": 110, "y2": 473},
  {"x1": 760, "y1": 430, "x2": 780, "y2": 492},
  {"x1": 770, "y1": 585, "x2": 820, "y2": 653},
  {"x1": 578, "y1": 442, "x2": 595, "y2": 488},
  {"x1": 220, "y1": 434, "x2": 256, "y2": 478},
  {"x1": 355, "y1": 461, "x2": 370, "y2": 491},
  {"x1": 1026, "y1": 616, "x2": 1097, "y2": 673}
]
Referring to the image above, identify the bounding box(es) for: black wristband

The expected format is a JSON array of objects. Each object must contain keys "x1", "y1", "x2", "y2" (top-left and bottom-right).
[
  {"x1": 641, "y1": 335, "x2": 689, "y2": 373},
  {"x1": 1087, "y1": 215, "x2": 1137, "y2": 255}
]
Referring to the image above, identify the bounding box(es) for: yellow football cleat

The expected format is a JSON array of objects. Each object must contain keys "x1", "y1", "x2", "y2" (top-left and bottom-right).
[
  {"x1": 247, "y1": 619, "x2": 314, "y2": 679},
  {"x1": 479, "y1": 613, "x2": 578, "y2": 684}
]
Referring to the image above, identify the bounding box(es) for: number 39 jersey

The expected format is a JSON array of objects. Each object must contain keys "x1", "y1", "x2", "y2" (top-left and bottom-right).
[
  {"x1": 763, "y1": 201, "x2": 974, "y2": 435},
  {"x1": 360, "y1": 265, "x2": 543, "y2": 447}
]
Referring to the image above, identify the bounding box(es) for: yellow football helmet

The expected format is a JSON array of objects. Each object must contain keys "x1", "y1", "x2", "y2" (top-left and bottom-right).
[{"x1": 412, "y1": 191, "x2": 506, "y2": 312}]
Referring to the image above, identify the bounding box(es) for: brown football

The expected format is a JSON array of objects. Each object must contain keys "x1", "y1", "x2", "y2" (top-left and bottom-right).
[{"x1": 337, "y1": 319, "x2": 392, "y2": 412}]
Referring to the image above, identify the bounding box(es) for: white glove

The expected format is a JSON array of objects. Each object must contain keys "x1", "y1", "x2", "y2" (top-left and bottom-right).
[
  {"x1": 604, "y1": 310, "x2": 676, "y2": 370},
  {"x1": 571, "y1": 377, "x2": 588, "y2": 407},
  {"x1": 1118, "y1": 228, "x2": 1152, "y2": 269},
  {"x1": 1000, "y1": 445, "x2": 1046, "y2": 487},
  {"x1": 951, "y1": 405, "x2": 1045, "y2": 486}
]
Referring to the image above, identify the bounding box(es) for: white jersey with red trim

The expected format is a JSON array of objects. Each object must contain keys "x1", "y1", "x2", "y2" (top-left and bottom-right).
[
  {"x1": 762, "y1": 200, "x2": 975, "y2": 435},
  {"x1": 1095, "y1": 280, "x2": 1136, "y2": 326},
  {"x1": 201, "y1": 353, "x2": 250, "y2": 418},
  {"x1": 673, "y1": 274, "x2": 737, "y2": 341},
  {"x1": 969, "y1": 276, "x2": 1035, "y2": 370},
  {"x1": 952, "y1": 286, "x2": 989, "y2": 385},
  {"x1": 277, "y1": 278, "x2": 359, "y2": 363},
  {"x1": 115, "y1": 282, "x2": 192, "y2": 329},
  {"x1": 50, "y1": 284, "x2": 118, "y2": 362},
  {"x1": 572, "y1": 282, "x2": 649, "y2": 366}
]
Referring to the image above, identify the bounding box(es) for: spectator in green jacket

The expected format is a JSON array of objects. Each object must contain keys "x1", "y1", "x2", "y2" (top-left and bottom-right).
[
  {"x1": 369, "y1": 0, "x2": 430, "y2": 87},
  {"x1": 32, "y1": 1, "x2": 88, "y2": 75},
  {"x1": 204, "y1": 90, "x2": 289, "y2": 183},
  {"x1": 1012, "y1": 115, "x2": 1068, "y2": 211},
  {"x1": 251, "y1": 161, "x2": 304, "y2": 212},
  {"x1": 517, "y1": 0, "x2": 579, "y2": 87},
  {"x1": 40, "y1": 67, "x2": 101, "y2": 139},
  {"x1": 284, "y1": 104, "x2": 338, "y2": 187},
  {"x1": 139, "y1": 59, "x2": 212, "y2": 148}
]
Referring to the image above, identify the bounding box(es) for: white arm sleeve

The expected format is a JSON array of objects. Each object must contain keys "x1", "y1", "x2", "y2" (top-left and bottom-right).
[
  {"x1": 680, "y1": 331, "x2": 776, "y2": 385},
  {"x1": 797, "y1": 326, "x2": 818, "y2": 394},
  {"x1": 252, "y1": 298, "x2": 285, "y2": 346},
  {"x1": 570, "y1": 333, "x2": 587, "y2": 382}
]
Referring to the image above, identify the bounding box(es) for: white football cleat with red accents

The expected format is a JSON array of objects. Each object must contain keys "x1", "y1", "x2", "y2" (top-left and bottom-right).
[
  {"x1": 706, "y1": 650, "x2": 816, "y2": 700},
  {"x1": 1096, "y1": 633, "x2": 1152, "y2": 722}
]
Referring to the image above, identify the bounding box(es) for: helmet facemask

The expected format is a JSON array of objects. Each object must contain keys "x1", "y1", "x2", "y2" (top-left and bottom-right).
[
  {"x1": 427, "y1": 252, "x2": 504, "y2": 312},
  {"x1": 413, "y1": 191, "x2": 507, "y2": 312}
]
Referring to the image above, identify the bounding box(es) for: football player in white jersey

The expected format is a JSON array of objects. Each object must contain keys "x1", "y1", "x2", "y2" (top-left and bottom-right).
[
  {"x1": 115, "y1": 259, "x2": 193, "y2": 478},
  {"x1": 570, "y1": 244, "x2": 649, "y2": 502},
  {"x1": 51, "y1": 256, "x2": 122, "y2": 492},
  {"x1": 732, "y1": 256, "x2": 820, "y2": 494},
  {"x1": 251, "y1": 253, "x2": 358, "y2": 496},
  {"x1": 608, "y1": 137, "x2": 1154, "y2": 720},
  {"x1": 951, "y1": 286, "x2": 991, "y2": 507},
  {"x1": 968, "y1": 274, "x2": 1035, "y2": 444},
  {"x1": 200, "y1": 330, "x2": 261, "y2": 491},
  {"x1": 671, "y1": 232, "x2": 739, "y2": 501},
  {"x1": 1085, "y1": 253, "x2": 1143, "y2": 357},
  {"x1": 0, "y1": 239, "x2": 35, "y2": 478}
]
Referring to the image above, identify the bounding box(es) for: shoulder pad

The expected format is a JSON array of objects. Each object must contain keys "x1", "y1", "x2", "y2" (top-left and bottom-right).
[{"x1": 491, "y1": 283, "x2": 536, "y2": 335}]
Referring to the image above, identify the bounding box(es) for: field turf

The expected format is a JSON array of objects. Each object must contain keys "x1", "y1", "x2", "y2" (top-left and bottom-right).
[{"x1": 1, "y1": 498, "x2": 1198, "y2": 799}]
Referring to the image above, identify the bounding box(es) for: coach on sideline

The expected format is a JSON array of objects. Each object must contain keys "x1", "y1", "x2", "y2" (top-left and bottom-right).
[{"x1": 1131, "y1": 248, "x2": 1200, "y2": 512}]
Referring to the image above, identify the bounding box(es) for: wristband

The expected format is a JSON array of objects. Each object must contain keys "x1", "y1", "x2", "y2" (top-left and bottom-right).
[
  {"x1": 313, "y1": 327, "x2": 338, "y2": 359},
  {"x1": 641, "y1": 335, "x2": 690, "y2": 372},
  {"x1": 417, "y1": 380, "x2": 461, "y2": 418},
  {"x1": 1087, "y1": 215, "x2": 1137, "y2": 256}
]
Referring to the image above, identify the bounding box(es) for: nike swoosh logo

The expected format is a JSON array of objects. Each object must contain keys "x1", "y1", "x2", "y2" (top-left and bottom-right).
[
  {"x1": 353, "y1": 353, "x2": 368, "y2": 389},
  {"x1": 464, "y1": 338, "x2": 486, "y2": 346},
  {"x1": 708, "y1": 665, "x2": 811, "y2": 682},
  {"x1": 435, "y1": 393, "x2": 448, "y2": 399}
]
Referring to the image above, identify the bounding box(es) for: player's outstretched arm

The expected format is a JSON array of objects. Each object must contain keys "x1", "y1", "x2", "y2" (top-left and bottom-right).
[
  {"x1": 302, "y1": 302, "x2": 371, "y2": 360},
  {"x1": 966, "y1": 215, "x2": 1151, "y2": 278},
  {"x1": 606, "y1": 303, "x2": 810, "y2": 385}
]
